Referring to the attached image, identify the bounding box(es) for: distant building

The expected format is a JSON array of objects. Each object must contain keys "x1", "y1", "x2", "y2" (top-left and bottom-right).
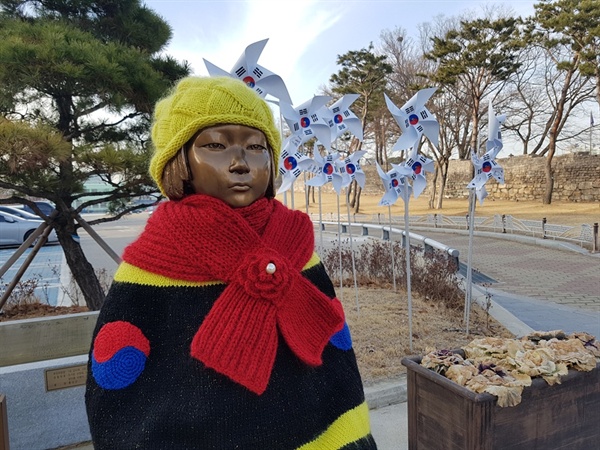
[{"x1": 73, "y1": 175, "x2": 114, "y2": 213}]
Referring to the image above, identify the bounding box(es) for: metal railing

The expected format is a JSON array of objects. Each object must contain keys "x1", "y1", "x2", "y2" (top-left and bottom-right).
[
  {"x1": 318, "y1": 221, "x2": 460, "y2": 267},
  {"x1": 310, "y1": 213, "x2": 598, "y2": 252}
]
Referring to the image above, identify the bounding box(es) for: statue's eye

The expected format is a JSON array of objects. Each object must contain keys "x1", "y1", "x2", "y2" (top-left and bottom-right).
[
  {"x1": 203, "y1": 142, "x2": 225, "y2": 150},
  {"x1": 247, "y1": 144, "x2": 267, "y2": 151}
]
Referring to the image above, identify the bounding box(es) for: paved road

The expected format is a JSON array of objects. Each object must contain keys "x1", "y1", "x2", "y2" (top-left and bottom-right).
[{"x1": 421, "y1": 229, "x2": 600, "y2": 312}]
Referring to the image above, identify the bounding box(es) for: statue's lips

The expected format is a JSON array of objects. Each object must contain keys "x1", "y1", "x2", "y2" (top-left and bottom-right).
[{"x1": 230, "y1": 183, "x2": 251, "y2": 191}]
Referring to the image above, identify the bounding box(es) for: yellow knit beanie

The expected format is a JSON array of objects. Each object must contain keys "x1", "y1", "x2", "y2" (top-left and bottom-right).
[{"x1": 149, "y1": 76, "x2": 281, "y2": 196}]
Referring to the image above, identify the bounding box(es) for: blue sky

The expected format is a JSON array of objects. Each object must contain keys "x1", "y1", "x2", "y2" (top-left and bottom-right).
[{"x1": 145, "y1": 0, "x2": 537, "y2": 105}]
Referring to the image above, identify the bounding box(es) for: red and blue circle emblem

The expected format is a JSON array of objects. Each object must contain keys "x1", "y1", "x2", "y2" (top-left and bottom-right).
[
  {"x1": 91, "y1": 321, "x2": 150, "y2": 390},
  {"x1": 284, "y1": 156, "x2": 297, "y2": 170},
  {"x1": 243, "y1": 76, "x2": 256, "y2": 88}
]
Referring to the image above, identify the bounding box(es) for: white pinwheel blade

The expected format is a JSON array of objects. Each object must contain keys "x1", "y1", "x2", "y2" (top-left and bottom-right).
[
  {"x1": 277, "y1": 172, "x2": 296, "y2": 194},
  {"x1": 241, "y1": 39, "x2": 269, "y2": 69},
  {"x1": 203, "y1": 59, "x2": 231, "y2": 77},
  {"x1": 305, "y1": 175, "x2": 326, "y2": 187},
  {"x1": 331, "y1": 174, "x2": 343, "y2": 195},
  {"x1": 384, "y1": 93, "x2": 401, "y2": 116},
  {"x1": 487, "y1": 100, "x2": 506, "y2": 153},
  {"x1": 255, "y1": 75, "x2": 292, "y2": 104},
  {"x1": 353, "y1": 171, "x2": 366, "y2": 189},
  {"x1": 392, "y1": 162, "x2": 413, "y2": 177},
  {"x1": 491, "y1": 166, "x2": 504, "y2": 184},
  {"x1": 420, "y1": 120, "x2": 440, "y2": 148},
  {"x1": 392, "y1": 130, "x2": 419, "y2": 152},
  {"x1": 475, "y1": 185, "x2": 488, "y2": 204},
  {"x1": 411, "y1": 175, "x2": 426, "y2": 199},
  {"x1": 375, "y1": 161, "x2": 390, "y2": 181},
  {"x1": 411, "y1": 87, "x2": 437, "y2": 110},
  {"x1": 379, "y1": 189, "x2": 399, "y2": 207}
]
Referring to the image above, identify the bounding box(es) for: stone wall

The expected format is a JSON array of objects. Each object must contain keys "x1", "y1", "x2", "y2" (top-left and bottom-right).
[
  {"x1": 357, "y1": 153, "x2": 600, "y2": 202},
  {"x1": 435, "y1": 153, "x2": 600, "y2": 202}
]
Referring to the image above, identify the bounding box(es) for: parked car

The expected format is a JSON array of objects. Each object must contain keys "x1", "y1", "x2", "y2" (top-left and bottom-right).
[
  {"x1": 0, "y1": 206, "x2": 44, "y2": 221},
  {"x1": 20, "y1": 201, "x2": 56, "y2": 218},
  {"x1": 0, "y1": 212, "x2": 59, "y2": 246}
]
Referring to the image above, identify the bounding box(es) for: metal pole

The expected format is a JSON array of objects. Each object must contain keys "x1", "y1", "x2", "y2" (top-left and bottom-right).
[
  {"x1": 0, "y1": 224, "x2": 52, "y2": 311},
  {"x1": 345, "y1": 190, "x2": 360, "y2": 314},
  {"x1": 403, "y1": 187, "x2": 413, "y2": 352},
  {"x1": 464, "y1": 190, "x2": 476, "y2": 334},
  {"x1": 74, "y1": 214, "x2": 121, "y2": 264},
  {"x1": 388, "y1": 204, "x2": 397, "y2": 292},
  {"x1": 0, "y1": 222, "x2": 46, "y2": 278}
]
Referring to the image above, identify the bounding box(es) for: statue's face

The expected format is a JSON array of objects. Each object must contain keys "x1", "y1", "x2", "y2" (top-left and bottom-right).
[{"x1": 187, "y1": 124, "x2": 272, "y2": 208}]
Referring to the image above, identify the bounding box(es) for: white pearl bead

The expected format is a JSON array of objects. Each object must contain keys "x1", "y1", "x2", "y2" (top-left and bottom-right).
[{"x1": 266, "y1": 263, "x2": 276, "y2": 274}]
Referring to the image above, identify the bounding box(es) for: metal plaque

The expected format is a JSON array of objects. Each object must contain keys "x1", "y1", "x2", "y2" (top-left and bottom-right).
[{"x1": 45, "y1": 364, "x2": 88, "y2": 391}]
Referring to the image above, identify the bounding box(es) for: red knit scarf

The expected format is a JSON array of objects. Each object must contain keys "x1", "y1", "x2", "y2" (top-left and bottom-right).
[{"x1": 123, "y1": 195, "x2": 344, "y2": 394}]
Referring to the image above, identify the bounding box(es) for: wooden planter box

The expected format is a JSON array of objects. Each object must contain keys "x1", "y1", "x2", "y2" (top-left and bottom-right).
[{"x1": 401, "y1": 355, "x2": 600, "y2": 450}]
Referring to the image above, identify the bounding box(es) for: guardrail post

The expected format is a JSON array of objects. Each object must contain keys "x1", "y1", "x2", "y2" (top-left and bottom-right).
[
  {"x1": 321, "y1": 223, "x2": 325, "y2": 231},
  {"x1": 542, "y1": 217, "x2": 547, "y2": 239},
  {"x1": 594, "y1": 223, "x2": 599, "y2": 253},
  {"x1": 362, "y1": 226, "x2": 369, "y2": 236},
  {"x1": 341, "y1": 224, "x2": 347, "y2": 233},
  {"x1": 382, "y1": 228, "x2": 389, "y2": 240},
  {"x1": 465, "y1": 214, "x2": 469, "y2": 230},
  {"x1": 502, "y1": 214, "x2": 506, "y2": 233},
  {"x1": 433, "y1": 214, "x2": 438, "y2": 228}
]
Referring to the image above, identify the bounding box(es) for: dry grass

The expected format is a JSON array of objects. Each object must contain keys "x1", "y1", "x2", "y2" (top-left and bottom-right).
[{"x1": 339, "y1": 286, "x2": 513, "y2": 386}]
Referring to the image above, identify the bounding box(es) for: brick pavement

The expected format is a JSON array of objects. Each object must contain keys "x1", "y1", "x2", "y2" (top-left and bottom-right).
[{"x1": 418, "y1": 230, "x2": 600, "y2": 312}]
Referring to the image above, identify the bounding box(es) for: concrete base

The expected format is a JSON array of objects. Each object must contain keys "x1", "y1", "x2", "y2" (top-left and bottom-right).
[{"x1": 0, "y1": 355, "x2": 91, "y2": 450}]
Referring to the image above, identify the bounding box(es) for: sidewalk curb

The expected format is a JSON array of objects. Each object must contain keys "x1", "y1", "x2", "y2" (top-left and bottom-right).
[{"x1": 365, "y1": 375, "x2": 408, "y2": 410}]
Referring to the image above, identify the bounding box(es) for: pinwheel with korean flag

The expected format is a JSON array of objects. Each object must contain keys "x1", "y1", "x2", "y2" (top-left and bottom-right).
[
  {"x1": 384, "y1": 88, "x2": 439, "y2": 151},
  {"x1": 464, "y1": 101, "x2": 507, "y2": 334},
  {"x1": 375, "y1": 162, "x2": 412, "y2": 207},
  {"x1": 376, "y1": 162, "x2": 413, "y2": 293},
  {"x1": 384, "y1": 88, "x2": 439, "y2": 351},
  {"x1": 467, "y1": 100, "x2": 505, "y2": 204},
  {"x1": 280, "y1": 96, "x2": 333, "y2": 150},
  {"x1": 467, "y1": 148, "x2": 505, "y2": 204},
  {"x1": 305, "y1": 151, "x2": 343, "y2": 194},
  {"x1": 327, "y1": 94, "x2": 364, "y2": 142},
  {"x1": 203, "y1": 38, "x2": 292, "y2": 104},
  {"x1": 337, "y1": 150, "x2": 367, "y2": 189},
  {"x1": 277, "y1": 135, "x2": 317, "y2": 195},
  {"x1": 392, "y1": 142, "x2": 435, "y2": 199}
]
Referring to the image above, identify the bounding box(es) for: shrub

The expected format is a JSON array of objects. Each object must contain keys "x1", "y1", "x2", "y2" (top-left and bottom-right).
[{"x1": 321, "y1": 238, "x2": 463, "y2": 310}]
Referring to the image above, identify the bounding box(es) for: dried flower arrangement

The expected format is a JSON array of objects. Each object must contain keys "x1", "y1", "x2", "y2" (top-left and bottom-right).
[{"x1": 420, "y1": 330, "x2": 600, "y2": 407}]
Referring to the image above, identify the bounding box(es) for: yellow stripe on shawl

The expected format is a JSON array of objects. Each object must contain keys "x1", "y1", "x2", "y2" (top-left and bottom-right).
[
  {"x1": 297, "y1": 402, "x2": 371, "y2": 450},
  {"x1": 114, "y1": 252, "x2": 322, "y2": 287}
]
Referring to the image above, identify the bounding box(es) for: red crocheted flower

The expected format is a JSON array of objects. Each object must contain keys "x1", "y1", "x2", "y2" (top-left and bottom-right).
[{"x1": 238, "y1": 250, "x2": 291, "y2": 302}]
